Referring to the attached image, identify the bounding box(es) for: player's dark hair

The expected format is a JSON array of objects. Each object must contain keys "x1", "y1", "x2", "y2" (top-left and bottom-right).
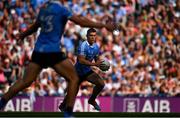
[{"x1": 87, "y1": 28, "x2": 96, "y2": 36}]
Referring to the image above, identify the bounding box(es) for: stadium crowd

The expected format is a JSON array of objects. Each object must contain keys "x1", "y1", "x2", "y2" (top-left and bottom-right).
[{"x1": 0, "y1": 0, "x2": 179, "y2": 97}]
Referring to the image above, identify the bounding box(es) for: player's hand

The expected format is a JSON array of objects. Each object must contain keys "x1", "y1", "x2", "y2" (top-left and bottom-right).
[
  {"x1": 15, "y1": 33, "x2": 25, "y2": 45},
  {"x1": 15, "y1": 33, "x2": 24, "y2": 40},
  {"x1": 95, "y1": 60, "x2": 104, "y2": 67}
]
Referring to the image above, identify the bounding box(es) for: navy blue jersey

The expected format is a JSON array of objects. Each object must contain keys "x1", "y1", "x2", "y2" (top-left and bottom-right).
[
  {"x1": 75, "y1": 41, "x2": 100, "y2": 76},
  {"x1": 34, "y1": 1, "x2": 73, "y2": 52}
]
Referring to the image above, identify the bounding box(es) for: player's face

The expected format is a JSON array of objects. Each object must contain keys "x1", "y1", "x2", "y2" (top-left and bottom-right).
[{"x1": 87, "y1": 32, "x2": 96, "y2": 45}]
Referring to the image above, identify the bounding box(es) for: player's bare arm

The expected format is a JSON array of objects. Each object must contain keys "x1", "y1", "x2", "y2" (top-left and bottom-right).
[
  {"x1": 69, "y1": 15, "x2": 115, "y2": 31},
  {"x1": 16, "y1": 20, "x2": 40, "y2": 40},
  {"x1": 78, "y1": 55, "x2": 101, "y2": 67}
]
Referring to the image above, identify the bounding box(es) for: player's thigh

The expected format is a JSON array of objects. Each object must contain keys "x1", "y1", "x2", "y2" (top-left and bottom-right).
[
  {"x1": 53, "y1": 59, "x2": 78, "y2": 81},
  {"x1": 86, "y1": 72, "x2": 104, "y2": 86},
  {"x1": 23, "y1": 62, "x2": 42, "y2": 83}
]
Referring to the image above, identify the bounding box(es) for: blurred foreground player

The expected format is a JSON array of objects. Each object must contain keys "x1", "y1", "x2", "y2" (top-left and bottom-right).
[
  {"x1": 59, "y1": 28, "x2": 105, "y2": 111},
  {"x1": 0, "y1": 0, "x2": 115, "y2": 117}
]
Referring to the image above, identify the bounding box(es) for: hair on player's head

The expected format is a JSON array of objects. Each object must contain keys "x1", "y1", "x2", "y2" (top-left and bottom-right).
[{"x1": 87, "y1": 28, "x2": 96, "y2": 36}]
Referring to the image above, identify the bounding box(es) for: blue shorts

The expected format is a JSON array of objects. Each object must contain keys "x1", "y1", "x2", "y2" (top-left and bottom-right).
[{"x1": 78, "y1": 70, "x2": 94, "y2": 83}]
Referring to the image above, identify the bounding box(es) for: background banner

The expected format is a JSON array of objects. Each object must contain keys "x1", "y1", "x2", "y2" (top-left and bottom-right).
[
  {"x1": 114, "y1": 97, "x2": 180, "y2": 112},
  {"x1": 2, "y1": 96, "x2": 180, "y2": 112},
  {"x1": 3, "y1": 96, "x2": 111, "y2": 112}
]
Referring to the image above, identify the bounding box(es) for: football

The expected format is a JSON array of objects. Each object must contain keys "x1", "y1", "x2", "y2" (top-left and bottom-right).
[{"x1": 99, "y1": 59, "x2": 110, "y2": 71}]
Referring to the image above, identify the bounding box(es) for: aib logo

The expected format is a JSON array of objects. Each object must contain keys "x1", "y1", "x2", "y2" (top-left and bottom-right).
[
  {"x1": 54, "y1": 97, "x2": 64, "y2": 111},
  {"x1": 123, "y1": 98, "x2": 140, "y2": 112}
]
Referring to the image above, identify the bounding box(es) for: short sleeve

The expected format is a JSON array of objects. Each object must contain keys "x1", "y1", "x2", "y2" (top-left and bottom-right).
[
  {"x1": 62, "y1": 6, "x2": 73, "y2": 19},
  {"x1": 78, "y1": 42, "x2": 86, "y2": 56}
]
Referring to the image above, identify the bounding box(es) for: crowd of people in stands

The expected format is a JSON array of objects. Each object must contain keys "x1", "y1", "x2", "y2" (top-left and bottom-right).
[{"x1": 0, "y1": 0, "x2": 179, "y2": 97}]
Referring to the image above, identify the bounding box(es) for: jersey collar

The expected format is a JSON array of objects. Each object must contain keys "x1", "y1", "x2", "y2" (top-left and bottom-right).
[{"x1": 86, "y1": 41, "x2": 94, "y2": 47}]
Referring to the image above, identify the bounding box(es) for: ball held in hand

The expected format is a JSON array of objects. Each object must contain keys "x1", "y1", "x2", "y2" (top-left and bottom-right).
[{"x1": 99, "y1": 60, "x2": 110, "y2": 71}]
